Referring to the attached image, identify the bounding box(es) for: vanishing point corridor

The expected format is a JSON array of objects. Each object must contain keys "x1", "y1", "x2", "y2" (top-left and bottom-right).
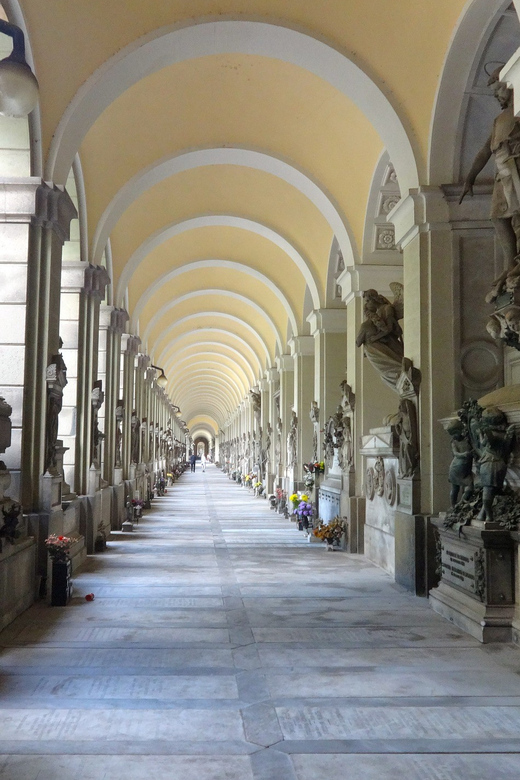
[{"x1": 1, "y1": 466, "x2": 520, "y2": 780}]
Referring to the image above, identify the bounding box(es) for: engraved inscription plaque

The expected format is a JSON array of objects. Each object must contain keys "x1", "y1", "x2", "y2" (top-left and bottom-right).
[{"x1": 441, "y1": 542, "x2": 476, "y2": 594}]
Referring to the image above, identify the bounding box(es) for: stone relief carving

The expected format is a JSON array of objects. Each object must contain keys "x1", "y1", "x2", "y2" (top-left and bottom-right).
[
  {"x1": 287, "y1": 410, "x2": 298, "y2": 469},
  {"x1": 131, "y1": 411, "x2": 140, "y2": 464},
  {"x1": 275, "y1": 416, "x2": 282, "y2": 466},
  {"x1": 310, "y1": 401, "x2": 319, "y2": 462},
  {"x1": 115, "y1": 401, "x2": 123, "y2": 468},
  {"x1": 44, "y1": 345, "x2": 68, "y2": 474},
  {"x1": 356, "y1": 284, "x2": 404, "y2": 392},
  {"x1": 91, "y1": 381, "x2": 105, "y2": 469},
  {"x1": 250, "y1": 390, "x2": 261, "y2": 424},
  {"x1": 384, "y1": 468, "x2": 396, "y2": 506},
  {"x1": 374, "y1": 456, "x2": 385, "y2": 497},
  {"x1": 395, "y1": 399, "x2": 419, "y2": 478}
]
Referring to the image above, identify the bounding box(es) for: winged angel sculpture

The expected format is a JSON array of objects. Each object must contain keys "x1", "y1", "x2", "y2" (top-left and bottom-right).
[{"x1": 356, "y1": 283, "x2": 404, "y2": 392}]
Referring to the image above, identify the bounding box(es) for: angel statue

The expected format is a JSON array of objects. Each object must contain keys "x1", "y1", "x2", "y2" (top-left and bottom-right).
[{"x1": 355, "y1": 283, "x2": 404, "y2": 392}]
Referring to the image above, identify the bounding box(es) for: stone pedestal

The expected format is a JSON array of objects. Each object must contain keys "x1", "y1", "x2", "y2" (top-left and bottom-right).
[{"x1": 430, "y1": 518, "x2": 515, "y2": 643}]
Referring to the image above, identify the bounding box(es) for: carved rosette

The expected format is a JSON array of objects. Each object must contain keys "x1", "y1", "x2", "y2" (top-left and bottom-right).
[{"x1": 384, "y1": 468, "x2": 396, "y2": 506}]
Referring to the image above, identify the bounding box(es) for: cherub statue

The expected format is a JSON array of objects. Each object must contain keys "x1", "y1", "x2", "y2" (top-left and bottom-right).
[
  {"x1": 356, "y1": 284, "x2": 404, "y2": 391},
  {"x1": 446, "y1": 419, "x2": 474, "y2": 507},
  {"x1": 475, "y1": 406, "x2": 515, "y2": 522}
]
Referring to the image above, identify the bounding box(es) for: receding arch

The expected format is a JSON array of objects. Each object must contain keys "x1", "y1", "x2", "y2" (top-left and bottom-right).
[
  {"x1": 133, "y1": 259, "x2": 299, "y2": 337},
  {"x1": 157, "y1": 330, "x2": 264, "y2": 380},
  {"x1": 170, "y1": 371, "x2": 243, "y2": 408},
  {"x1": 155, "y1": 313, "x2": 272, "y2": 366},
  {"x1": 91, "y1": 147, "x2": 357, "y2": 268},
  {"x1": 162, "y1": 344, "x2": 257, "y2": 385},
  {"x1": 168, "y1": 356, "x2": 250, "y2": 396},
  {"x1": 429, "y1": 0, "x2": 510, "y2": 184},
  {"x1": 117, "y1": 215, "x2": 321, "y2": 310},
  {"x1": 142, "y1": 288, "x2": 283, "y2": 355},
  {"x1": 47, "y1": 20, "x2": 419, "y2": 192}
]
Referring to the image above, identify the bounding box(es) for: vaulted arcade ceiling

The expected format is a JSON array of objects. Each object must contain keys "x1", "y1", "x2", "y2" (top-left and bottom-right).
[{"x1": 17, "y1": 0, "x2": 474, "y2": 435}]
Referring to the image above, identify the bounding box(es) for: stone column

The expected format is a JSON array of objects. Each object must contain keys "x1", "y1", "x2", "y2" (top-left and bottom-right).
[
  {"x1": 289, "y1": 336, "x2": 315, "y2": 486},
  {"x1": 276, "y1": 354, "x2": 294, "y2": 492},
  {"x1": 266, "y1": 367, "x2": 279, "y2": 490},
  {"x1": 102, "y1": 308, "x2": 128, "y2": 486},
  {"x1": 74, "y1": 265, "x2": 110, "y2": 496},
  {"x1": 121, "y1": 334, "x2": 140, "y2": 481},
  {"x1": 307, "y1": 310, "x2": 348, "y2": 463},
  {"x1": 0, "y1": 181, "x2": 76, "y2": 512}
]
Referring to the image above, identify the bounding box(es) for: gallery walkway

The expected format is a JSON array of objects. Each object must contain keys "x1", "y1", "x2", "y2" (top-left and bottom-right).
[{"x1": 1, "y1": 465, "x2": 520, "y2": 779}]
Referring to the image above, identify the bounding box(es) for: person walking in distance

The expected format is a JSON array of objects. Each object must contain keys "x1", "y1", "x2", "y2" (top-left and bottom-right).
[
  {"x1": 201, "y1": 452, "x2": 207, "y2": 472},
  {"x1": 189, "y1": 453, "x2": 196, "y2": 473}
]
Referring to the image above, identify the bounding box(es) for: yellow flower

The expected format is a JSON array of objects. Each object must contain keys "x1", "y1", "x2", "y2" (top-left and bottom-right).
[
  {"x1": 301, "y1": 494, "x2": 309, "y2": 502},
  {"x1": 289, "y1": 493, "x2": 298, "y2": 503}
]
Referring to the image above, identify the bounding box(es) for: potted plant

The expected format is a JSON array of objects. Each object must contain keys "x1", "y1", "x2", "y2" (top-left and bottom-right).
[{"x1": 312, "y1": 516, "x2": 347, "y2": 550}]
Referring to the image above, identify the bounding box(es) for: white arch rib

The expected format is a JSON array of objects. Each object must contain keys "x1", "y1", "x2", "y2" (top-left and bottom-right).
[
  {"x1": 168, "y1": 357, "x2": 250, "y2": 396},
  {"x1": 171, "y1": 372, "x2": 243, "y2": 408},
  {"x1": 133, "y1": 259, "x2": 299, "y2": 336},
  {"x1": 158, "y1": 331, "x2": 263, "y2": 379},
  {"x1": 142, "y1": 288, "x2": 283, "y2": 355},
  {"x1": 155, "y1": 314, "x2": 272, "y2": 367},
  {"x1": 162, "y1": 344, "x2": 257, "y2": 385},
  {"x1": 91, "y1": 147, "x2": 357, "y2": 268},
  {"x1": 48, "y1": 20, "x2": 418, "y2": 192},
  {"x1": 117, "y1": 215, "x2": 321, "y2": 310}
]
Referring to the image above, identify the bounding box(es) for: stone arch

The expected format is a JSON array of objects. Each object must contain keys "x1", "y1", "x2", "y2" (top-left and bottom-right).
[
  {"x1": 91, "y1": 148, "x2": 358, "y2": 270},
  {"x1": 142, "y1": 289, "x2": 283, "y2": 356},
  {"x1": 154, "y1": 313, "x2": 272, "y2": 367},
  {"x1": 132, "y1": 259, "x2": 299, "y2": 337},
  {"x1": 429, "y1": 0, "x2": 514, "y2": 184},
  {"x1": 47, "y1": 20, "x2": 419, "y2": 192},
  {"x1": 117, "y1": 214, "x2": 321, "y2": 311}
]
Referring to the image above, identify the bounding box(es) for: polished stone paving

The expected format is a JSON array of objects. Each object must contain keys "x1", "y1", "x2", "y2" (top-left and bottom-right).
[{"x1": 1, "y1": 465, "x2": 520, "y2": 779}]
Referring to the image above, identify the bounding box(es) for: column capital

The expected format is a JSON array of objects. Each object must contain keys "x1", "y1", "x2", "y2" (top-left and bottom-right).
[
  {"x1": 288, "y1": 335, "x2": 314, "y2": 357},
  {"x1": 110, "y1": 307, "x2": 129, "y2": 334},
  {"x1": 0, "y1": 177, "x2": 40, "y2": 222},
  {"x1": 84, "y1": 264, "x2": 111, "y2": 300},
  {"x1": 34, "y1": 182, "x2": 77, "y2": 243},
  {"x1": 275, "y1": 354, "x2": 293, "y2": 371},
  {"x1": 265, "y1": 367, "x2": 279, "y2": 383},
  {"x1": 387, "y1": 186, "x2": 450, "y2": 250},
  {"x1": 307, "y1": 308, "x2": 348, "y2": 335},
  {"x1": 121, "y1": 333, "x2": 141, "y2": 355}
]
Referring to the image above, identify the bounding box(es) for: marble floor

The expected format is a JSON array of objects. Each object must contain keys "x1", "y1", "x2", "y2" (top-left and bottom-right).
[{"x1": 1, "y1": 466, "x2": 520, "y2": 779}]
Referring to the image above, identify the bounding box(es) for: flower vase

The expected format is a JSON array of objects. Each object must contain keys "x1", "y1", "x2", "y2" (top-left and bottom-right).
[{"x1": 50, "y1": 557, "x2": 72, "y2": 606}]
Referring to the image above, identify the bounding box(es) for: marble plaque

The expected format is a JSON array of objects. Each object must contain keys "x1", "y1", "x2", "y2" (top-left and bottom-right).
[{"x1": 441, "y1": 541, "x2": 476, "y2": 594}]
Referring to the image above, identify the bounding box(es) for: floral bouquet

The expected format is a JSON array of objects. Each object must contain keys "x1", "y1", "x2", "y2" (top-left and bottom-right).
[
  {"x1": 296, "y1": 500, "x2": 314, "y2": 529},
  {"x1": 289, "y1": 493, "x2": 300, "y2": 510},
  {"x1": 254, "y1": 481, "x2": 263, "y2": 490},
  {"x1": 313, "y1": 516, "x2": 346, "y2": 547},
  {"x1": 303, "y1": 472, "x2": 315, "y2": 489},
  {"x1": 131, "y1": 498, "x2": 144, "y2": 508},
  {"x1": 304, "y1": 461, "x2": 325, "y2": 474},
  {"x1": 45, "y1": 534, "x2": 77, "y2": 562}
]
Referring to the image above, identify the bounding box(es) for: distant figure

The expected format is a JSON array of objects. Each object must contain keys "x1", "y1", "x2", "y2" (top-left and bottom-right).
[
  {"x1": 189, "y1": 453, "x2": 196, "y2": 472},
  {"x1": 201, "y1": 452, "x2": 207, "y2": 472}
]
